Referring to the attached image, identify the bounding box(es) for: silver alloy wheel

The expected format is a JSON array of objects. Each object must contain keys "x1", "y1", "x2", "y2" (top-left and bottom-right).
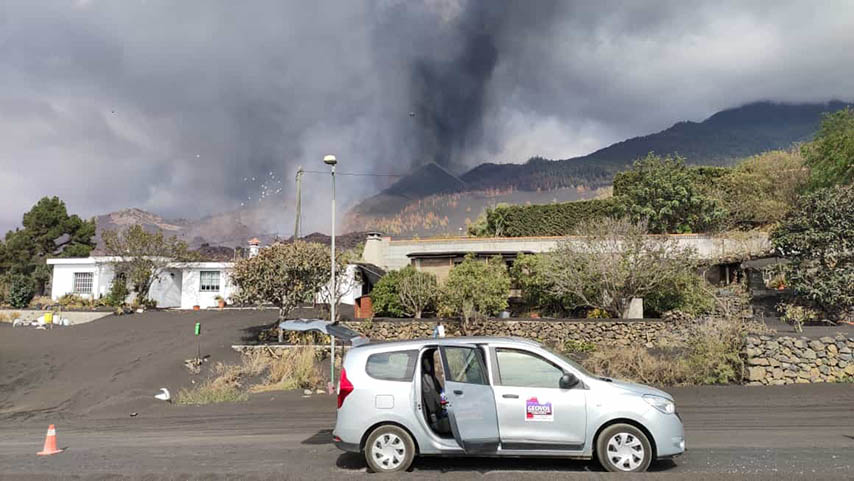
[
  {"x1": 606, "y1": 432, "x2": 645, "y2": 471},
  {"x1": 370, "y1": 432, "x2": 406, "y2": 471}
]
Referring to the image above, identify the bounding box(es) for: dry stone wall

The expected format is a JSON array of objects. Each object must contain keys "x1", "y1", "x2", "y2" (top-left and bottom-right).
[
  {"x1": 341, "y1": 319, "x2": 692, "y2": 348},
  {"x1": 744, "y1": 334, "x2": 854, "y2": 385}
]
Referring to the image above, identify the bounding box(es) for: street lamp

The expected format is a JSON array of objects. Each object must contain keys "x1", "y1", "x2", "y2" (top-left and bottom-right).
[{"x1": 323, "y1": 154, "x2": 337, "y2": 390}]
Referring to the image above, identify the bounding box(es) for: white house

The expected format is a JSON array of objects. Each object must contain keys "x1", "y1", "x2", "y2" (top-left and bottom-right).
[
  {"x1": 47, "y1": 253, "x2": 375, "y2": 311},
  {"x1": 47, "y1": 257, "x2": 238, "y2": 309}
]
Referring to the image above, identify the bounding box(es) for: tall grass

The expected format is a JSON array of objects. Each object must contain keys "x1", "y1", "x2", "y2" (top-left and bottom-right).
[{"x1": 176, "y1": 347, "x2": 326, "y2": 404}]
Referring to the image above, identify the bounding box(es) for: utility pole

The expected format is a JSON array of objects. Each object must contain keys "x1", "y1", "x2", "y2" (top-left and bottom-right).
[{"x1": 294, "y1": 166, "x2": 303, "y2": 240}]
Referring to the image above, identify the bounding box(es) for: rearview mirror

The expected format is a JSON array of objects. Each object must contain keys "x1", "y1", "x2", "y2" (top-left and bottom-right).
[{"x1": 559, "y1": 372, "x2": 580, "y2": 389}]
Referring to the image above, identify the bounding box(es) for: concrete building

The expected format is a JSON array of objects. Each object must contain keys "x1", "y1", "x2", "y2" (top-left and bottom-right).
[{"x1": 361, "y1": 232, "x2": 773, "y2": 284}]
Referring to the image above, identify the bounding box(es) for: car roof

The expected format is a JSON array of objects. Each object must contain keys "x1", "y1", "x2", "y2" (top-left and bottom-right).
[{"x1": 351, "y1": 336, "x2": 541, "y2": 351}]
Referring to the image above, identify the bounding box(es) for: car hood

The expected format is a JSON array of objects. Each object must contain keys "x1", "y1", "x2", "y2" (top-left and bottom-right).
[{"x1": 596, "y1": 377, "x2": 673, "y2": 400}]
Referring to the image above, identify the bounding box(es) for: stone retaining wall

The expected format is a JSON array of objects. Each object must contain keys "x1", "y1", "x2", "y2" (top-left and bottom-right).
[
  {"x1": 744, "y1": 334, "x2": 854, "y2": 385},
  {"x1": 340, "y1": 318, "x2": 692, "y2": 348}
]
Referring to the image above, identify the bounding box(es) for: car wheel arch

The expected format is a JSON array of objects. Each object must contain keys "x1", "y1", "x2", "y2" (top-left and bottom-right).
[
  {"x1": 360, "y1": 421, "x2": 420, "y2": 455},
  {"x1": 592, "y1": 418, "x2": 657, "y2": 460}
]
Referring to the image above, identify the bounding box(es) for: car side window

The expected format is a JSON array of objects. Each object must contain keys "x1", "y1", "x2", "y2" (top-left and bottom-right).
[
  {"x1": 495, "y1": 348, "x2": 564, "y2": 388},
  {"x1": 366, "y1": 350, "x2": 418, "y2": 381},
  {"x1": 442, "y1": 346, "x2": 488, "y2": 385}
]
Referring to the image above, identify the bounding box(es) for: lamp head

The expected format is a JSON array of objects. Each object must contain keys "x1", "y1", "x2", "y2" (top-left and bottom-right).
[{"x1": 323, "y1": 154, "x2": 338, "y2": 166}]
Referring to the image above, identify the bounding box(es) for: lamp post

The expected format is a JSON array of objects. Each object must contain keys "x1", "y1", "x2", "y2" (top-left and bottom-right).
[{"x1": 323, "y1": 154, "x2": 337, "y2": 389}]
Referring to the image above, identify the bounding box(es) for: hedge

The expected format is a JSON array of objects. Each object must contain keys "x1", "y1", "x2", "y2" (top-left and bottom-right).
[{"x1": 482, "y1": 198, "x2": 623, "y2": 237}]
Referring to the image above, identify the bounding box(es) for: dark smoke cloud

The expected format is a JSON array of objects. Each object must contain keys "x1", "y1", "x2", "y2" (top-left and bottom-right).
[{"x1": 1, "y1": 0, "x2": 853, "y2": 235}]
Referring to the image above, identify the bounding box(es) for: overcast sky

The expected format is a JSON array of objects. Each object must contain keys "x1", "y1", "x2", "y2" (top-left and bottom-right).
[{"x1": 1, "y1": 0, "x2": 853, "y2": 235}]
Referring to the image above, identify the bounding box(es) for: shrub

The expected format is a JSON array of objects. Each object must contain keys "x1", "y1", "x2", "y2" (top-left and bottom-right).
[
  {"x1": 583, "y1": 346, "x2": 690, "y2": 386},
  {"x1": 176, "y1": 362, "x2": 249, "y2": 405},
  {"x1": 776, "y1": 303, "x2": 819, "y2": 333},
  {"x1": 58, "y1": 294, "x2": 92, "y2": 309},
  {"x1": 509, "y1": 253, "x2": 568, "y2": 315},
  {"x1": 643, "y1": 269, "x2": 714, "y2": 317},
  {"x1": 438, "y1": 254, "x2": 511, "y2": 330},
  {"x1": 370, "y1": 269, "x2": 407, "y2": 317},
  {"x1": 8, "y1": 275, "x2": 35, "y2": 308},
  {"x1": 28, "y1": 296, "x2": 54, "y2": 309},
  {"x1": 106, "y1": 276, "x2": 129, "y2": 307},
  {"x1": 770, "y1": 184, "x2": 854, "y2": 321},
  {"x1": 251, "y1": 348, "x2": 324, "y2": 392},
  {"x1": 545, "y1": 218, "x2": 702, "y2": 318}
]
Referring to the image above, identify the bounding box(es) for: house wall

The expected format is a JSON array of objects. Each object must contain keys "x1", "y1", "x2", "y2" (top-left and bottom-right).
[
  {"x1": 413, "y1": 257, "x2": 454, "y2": 283},
  {"x1": 50, "y1": 261, "x2": 115, "y2": 300},
  {"x1": 316, "y1": 264, "x2": 364, "y2": 307},
  {"x1": 149, "y1": 269, "x2": 183, "y2": 308},
  {"x1": 179, "y1": 267, "x2": 237, "y2": 309}
]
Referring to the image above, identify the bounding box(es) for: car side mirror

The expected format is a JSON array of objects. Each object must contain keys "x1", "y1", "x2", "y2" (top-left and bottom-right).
[{"x1": 559, "y1": 372, "x2": 580, "y2": 389}]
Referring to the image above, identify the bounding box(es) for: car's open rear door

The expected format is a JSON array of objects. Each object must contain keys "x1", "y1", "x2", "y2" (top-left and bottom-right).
[
  {"x1": 439, "y1": 345, "x2": 500, "y2": 453},
  {"x1": 278, "y1": 319, "x2": 369, "y2": 345}
]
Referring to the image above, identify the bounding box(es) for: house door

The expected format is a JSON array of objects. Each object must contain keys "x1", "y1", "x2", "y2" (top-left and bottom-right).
[{"x1": 439, "y1": 345, "x2": 500, "y2": 453}]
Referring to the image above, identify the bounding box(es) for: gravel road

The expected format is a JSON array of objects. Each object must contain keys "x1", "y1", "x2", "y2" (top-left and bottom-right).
[{"x1": 1, "y1": 383, "x2": 852, "y2": 480}]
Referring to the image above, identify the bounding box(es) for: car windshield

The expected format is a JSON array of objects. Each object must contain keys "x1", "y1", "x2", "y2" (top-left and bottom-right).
[{"x1": 541, "y1": 344, "x2": 595, "y2": 378}]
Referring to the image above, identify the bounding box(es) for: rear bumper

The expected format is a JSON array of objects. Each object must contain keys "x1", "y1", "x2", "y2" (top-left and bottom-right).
[{"x1": 334, "y1": 439, "x2": 360, "y2": 453}]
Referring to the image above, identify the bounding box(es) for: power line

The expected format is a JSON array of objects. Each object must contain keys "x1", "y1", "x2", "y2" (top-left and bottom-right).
[{"x1": 300, "y1": 170, "x2": 403, "y2": 178}]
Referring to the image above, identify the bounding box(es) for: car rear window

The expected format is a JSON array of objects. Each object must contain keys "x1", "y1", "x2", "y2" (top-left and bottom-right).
[{"x1": 366, "y1": 350, "x2": 418, "y2": 382}]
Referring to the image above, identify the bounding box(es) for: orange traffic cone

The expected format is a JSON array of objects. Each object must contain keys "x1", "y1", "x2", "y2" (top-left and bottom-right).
[{"x1": 37, "y1": 424, "x2": 63, "y2": 456}]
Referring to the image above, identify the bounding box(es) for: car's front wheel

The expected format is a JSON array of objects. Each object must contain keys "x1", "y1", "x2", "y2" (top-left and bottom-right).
[
  {"x1": 596, "y1": 423, "x2": 653, "y2": 472},
  {"x1": 364, "y1": 425, "x2": 415, "y2": 473}
]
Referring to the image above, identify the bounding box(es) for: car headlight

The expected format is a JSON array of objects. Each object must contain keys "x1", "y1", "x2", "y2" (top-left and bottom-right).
[{"x1": 643, "y1": 394, "x2": 675, "y2": 414}]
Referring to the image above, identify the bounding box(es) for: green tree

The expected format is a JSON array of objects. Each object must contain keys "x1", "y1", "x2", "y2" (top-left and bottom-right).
[
  {"x1": 770, "y1": 185, "x2": 854, "y2": 320},
  {"x1": 370, "y1": 268, "x2": 407, "y2": 317},
  {"x1": 396, "y1": 266, "x2": 438, "y2": 319},
  {"x1": 102, "y1": 225, "x2": 197, "y2": 304},
  {"x1": 614, "y1": 153, "x2": 726, "y2": 233},
  {"x1": 715, "y1": 149, "x2": 809, "y2": 229},
  {"x1": 0, "y1": 197, "x2": 96, "y2": 294},
  {"x1": 802, "y1": 108, "x2": 854, "y2": 190},
  {"x1": 230, "y1": 241, "x2": 330, "y2": 320},
  {"x1": 438, "y1": 254, "x2": 511, "y2": 329},
  {"x1": 544, "y1": 218, "x2": 702, "y2": 318}
]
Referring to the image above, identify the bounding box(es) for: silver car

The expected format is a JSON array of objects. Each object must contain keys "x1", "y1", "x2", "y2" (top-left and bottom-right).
[{"x1": 332, "y1": 336, "x2": 685, "y2": 473}]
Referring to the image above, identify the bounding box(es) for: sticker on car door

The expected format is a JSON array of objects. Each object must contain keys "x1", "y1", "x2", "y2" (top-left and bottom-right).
[{"x1": 525, "y1": 397, "x2": 554, "y2": 422}]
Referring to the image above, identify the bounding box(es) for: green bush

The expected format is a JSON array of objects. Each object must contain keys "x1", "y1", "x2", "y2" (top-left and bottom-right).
[
  {"x1": 509, "y1": 253, "x2": 570, "y2": 315},
  {"x1": 643, "y1": 269, "x2": 714, "y2": 317},
  {"x1": 106, "y1": 276, "x2": 129, "y2": 307},
  {"x1": 770, "y1": 184, "x2": 854, "y2": 320},
  {"x1": 370, "y1": 268, "x2": 406, "y2": 317},
  {"x1": 8, "y1": 274, "x2": 35, "y2": 308},
  {"x1": 438, "y1": 254, "x2": 511, "y2": 329}
]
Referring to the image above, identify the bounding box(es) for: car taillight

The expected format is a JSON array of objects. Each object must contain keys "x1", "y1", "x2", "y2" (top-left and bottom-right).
[{"x1": 337, "y1": 368, "x2": 354, "y2": 409}]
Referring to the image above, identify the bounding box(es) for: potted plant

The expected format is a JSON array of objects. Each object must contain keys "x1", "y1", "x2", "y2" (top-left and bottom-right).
[{"x1": 214, "y1": 295, "x2": 226, "y2": 309}]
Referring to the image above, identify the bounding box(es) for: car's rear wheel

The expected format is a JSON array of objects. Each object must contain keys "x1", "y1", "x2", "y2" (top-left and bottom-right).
[
  {"x1": 364, "y1": 425, "x2": 415, "y2": 473},
  {"x1": 596, "y1": 423, "x2": 653, "y2": 472}
]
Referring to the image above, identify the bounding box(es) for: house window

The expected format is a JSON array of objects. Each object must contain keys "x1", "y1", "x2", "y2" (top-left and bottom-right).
[
  {"x1": 199, "y1": 271, "x2": 220, "y2": 292},
  {"x1": 73, "y1": 272, "x2": 93, "y2": 294}
]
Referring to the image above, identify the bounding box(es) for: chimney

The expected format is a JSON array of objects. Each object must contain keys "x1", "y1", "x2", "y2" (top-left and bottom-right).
[
  {"x1": 248, "y1": 238, "x2": 261, "y2": 258},
  {"x1": 362, "y1": 232, "x2": 388, "y2": 268}
]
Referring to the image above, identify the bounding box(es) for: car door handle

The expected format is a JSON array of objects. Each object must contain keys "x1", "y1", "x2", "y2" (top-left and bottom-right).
[
  {"x1": 453, "y1": 389, "x2": 463, "y2": 395},
  {"x1": 502, "y1": 394, "x2": 519, "y2": 399}
]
